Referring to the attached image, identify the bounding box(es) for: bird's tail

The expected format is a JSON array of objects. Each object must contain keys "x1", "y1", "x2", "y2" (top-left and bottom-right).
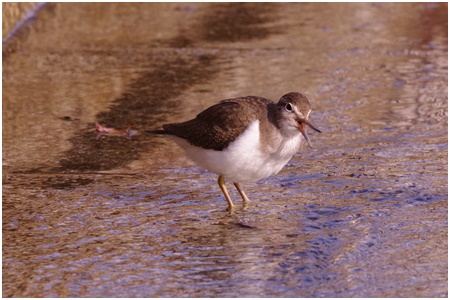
[{"x1": 145, "y1": 129, "x2": 167, "y2": 135}]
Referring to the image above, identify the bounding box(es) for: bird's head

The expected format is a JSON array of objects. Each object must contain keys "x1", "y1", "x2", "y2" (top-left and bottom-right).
[{"x1": 276, "y1": 92, "x2": 321, "y2": 148}]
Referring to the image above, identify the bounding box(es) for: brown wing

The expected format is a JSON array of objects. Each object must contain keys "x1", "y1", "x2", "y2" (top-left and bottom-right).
[{"x1": 163, "y1": 96, "x2": 273, "y2": 151}]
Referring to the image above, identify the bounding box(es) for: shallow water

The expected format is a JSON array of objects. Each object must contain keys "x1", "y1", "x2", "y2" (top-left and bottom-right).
[{"x1": 3, "y1": 3, "x2": 448, "y2": 297}]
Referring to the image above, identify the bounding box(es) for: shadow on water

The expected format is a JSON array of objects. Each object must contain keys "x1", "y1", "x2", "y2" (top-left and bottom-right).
[
  {"x1": 201, "y1": 3, "x2": 279, "y2": 42},
  {"x1": 58, "y1": 53, "x2": 218, "y2": 171}
]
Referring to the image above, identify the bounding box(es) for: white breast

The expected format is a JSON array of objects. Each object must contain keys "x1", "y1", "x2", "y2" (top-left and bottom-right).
[{"x1": 169, "y1": 120, "x2": 303, "y2": 183}]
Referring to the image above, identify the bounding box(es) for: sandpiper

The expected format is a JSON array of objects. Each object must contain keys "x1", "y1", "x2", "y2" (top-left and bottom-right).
[{"x1": 148, "y1": 92, "x2": 321, "y2": 211}]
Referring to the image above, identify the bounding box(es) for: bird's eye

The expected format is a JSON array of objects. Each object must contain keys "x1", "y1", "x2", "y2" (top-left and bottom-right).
[{"x1": 285, "y1": 103, "x2": 293, "y2": 112}]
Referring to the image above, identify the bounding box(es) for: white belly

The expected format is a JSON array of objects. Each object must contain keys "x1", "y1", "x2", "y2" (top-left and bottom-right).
[{"x1": 168, "y1": 120, "x2": 303, "y2": 183}]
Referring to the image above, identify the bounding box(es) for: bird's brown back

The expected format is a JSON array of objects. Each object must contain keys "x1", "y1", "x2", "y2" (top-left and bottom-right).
[{"x1": 163, "y1": 96, "x2": 275, "y2": 151}]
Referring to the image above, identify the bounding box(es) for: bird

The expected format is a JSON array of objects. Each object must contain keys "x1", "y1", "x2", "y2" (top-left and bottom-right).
[{"x1": 148, "y1": 92, "x2": 321, "y2": 212}]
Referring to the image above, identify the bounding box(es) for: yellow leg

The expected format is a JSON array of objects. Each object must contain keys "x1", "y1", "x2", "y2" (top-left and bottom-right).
[
  {"x1": 233, "y1": 182, "x2": 250, "y2": 209},
  {"x1": 218, "y1": 175, "x2": 235, "y2": 212}
]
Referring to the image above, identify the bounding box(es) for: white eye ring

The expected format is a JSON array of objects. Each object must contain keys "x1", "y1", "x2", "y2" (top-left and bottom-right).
[{"x1": 285, "y1": 103, "x2": 293, "y2": 112}]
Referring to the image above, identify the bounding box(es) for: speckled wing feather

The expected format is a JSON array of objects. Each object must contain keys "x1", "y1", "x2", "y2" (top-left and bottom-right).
[{"x1": 163, "y1": 96, "x2": 275, "y2": 151}]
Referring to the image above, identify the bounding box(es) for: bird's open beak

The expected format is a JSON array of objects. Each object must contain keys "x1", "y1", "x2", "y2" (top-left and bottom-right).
[{"x1": 297, "y1": 119, "x2": 321, "y2": 148}]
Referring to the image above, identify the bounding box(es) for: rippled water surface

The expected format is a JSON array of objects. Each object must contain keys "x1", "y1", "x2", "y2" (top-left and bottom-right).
[{"x1": 3, "y1": 3, "x2": 447, "y2": 297}]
